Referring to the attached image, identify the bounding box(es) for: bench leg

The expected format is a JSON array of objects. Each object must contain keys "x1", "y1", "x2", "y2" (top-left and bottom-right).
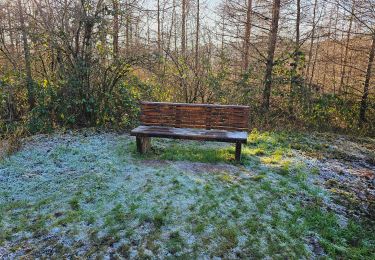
[
  {"x1": 136, "y1": 136, "x2": 151, "y2": 154},
  {"x1": 235, "y1": 142, "x2": 241, "y2": 162}
]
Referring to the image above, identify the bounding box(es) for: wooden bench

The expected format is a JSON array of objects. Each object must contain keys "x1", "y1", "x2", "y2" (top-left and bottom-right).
[{"x1": 130, "y1": 102, "x2": 250, "y2": 162}]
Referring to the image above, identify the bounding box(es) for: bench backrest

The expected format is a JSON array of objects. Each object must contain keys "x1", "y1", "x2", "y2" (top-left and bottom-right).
[{"x1": 140, "y1": 102, "x2": 250, "y2": 131}]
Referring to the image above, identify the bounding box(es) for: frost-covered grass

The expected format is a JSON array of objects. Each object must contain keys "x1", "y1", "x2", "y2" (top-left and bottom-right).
[{"x1": 0, "y1": 130, "x2": 374, "y2": 258}]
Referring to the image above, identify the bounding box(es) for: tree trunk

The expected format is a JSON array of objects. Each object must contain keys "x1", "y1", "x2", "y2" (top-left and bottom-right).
[
  {"x1": 193, "y1": 0, "x2": 200, "y2": 102},
  {"x1": 181, "y1": 0, "x2": 186, "y2": 57},
  {"x1": 112, "y1": 0, "x2": 119, "y2": 58},
  {"x1": 305, "y1": 0, "x2": 318, "y2": 88},
  {"x1": 18, "y1": 0, "x2": 35, "y2": 110},
  {"x1": 157, "y1": 0, "x2": 161, "y2": 54},
  {"x1": 195, "y1": 0, "x2": 199, "y2": 72},
  {"x1": 339, "y1": 1, "x2": 354, "y2": 94},
  {"x1": 125, "y1": 1, "x2": 130, "y2": 54},
  {"x1": 359, "y1": 33, "x2": 375, "y2": 126},
  {"x1": 289, "y1": 0, "x2": 300, "y2": 115},
  {"x1": 181, "y1": 0, "x2": 188, "y2": 102},
  {"x1": 242, "y1": 0, "x2": 252, "y2": 71},
  {"x1": 7, "y1": 4, "x2": 15, "y2": 55},
  {"x1": 261, "y1": 0, "x2": 281, "y2": 112}
]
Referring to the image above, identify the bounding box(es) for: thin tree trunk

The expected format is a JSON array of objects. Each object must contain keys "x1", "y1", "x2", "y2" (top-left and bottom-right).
[
  {"x1": 305, "y1": 0, "x2": 318, "y2": 87},
  {"x1": 173, "y1": 0, "x2": 177, "y2": 53},
  {"x1": 261, "y1": 0, "x2": 281, "y2": 112},
  {"x1": 359, "y1": 33, "x2": 375, "y2": 126},
  {"x1": 181, "y1": 0, "x2": 187, "y2": 102},
  {"x1": 18, "y1": 0, "x2": 35, "y2": 110},
  {"x1": 195, "y1": 0, "x2": 199, "y2": 71},
  {"x1": 125, "y1": 1, "x2": 130, "y2": 54},
  {"x1": 242, "y1": 0, "x2": 252, "y2": 71},
  {"x1": 112, "y1": 0, "x2": 119, "y2": 58},
  {"x1": 339, "y1": 1, "x2": 354, "y2": 95},
  {"x1": 309, "y1": 34, "x2": 320, "y2": 88},
  {"x1": 7, "y1": 4, "x2": 15, "y2": 54},
  {"x1": 157, "y1": 0, "x2": 161, "y2": 54},
  {"x1": 289, "y1": 0, "x2": 300, "y2": 114},
  {"x1": 181, "y1": 0, "x2": 186, "y2": 57},
  {"x1": 194, "y1": 0, "x2": 200, "y2": 103},
  {"x1": 332, "y1": 5, "x2": 339, "y2": 95}
]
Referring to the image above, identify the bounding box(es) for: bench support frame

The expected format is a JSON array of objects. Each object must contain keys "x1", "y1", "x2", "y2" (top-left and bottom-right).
[
  {"x1": 235, "y1": 142, "x2": 242, "y2": 162},
  {"x1": 135, "y1": 134, "x2": 243, "y2": 163}
]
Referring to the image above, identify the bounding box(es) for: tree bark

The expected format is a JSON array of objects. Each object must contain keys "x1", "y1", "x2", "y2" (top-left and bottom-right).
[
  {"x1": 181, "y1": 0, "x2": 186, "y2": 57},
  {"x1": 125, "y1": 1, "x2": 130, "y2": 54},
  {"x1": 18, "y1": 0, "x2": 35, "y2": 110},
  {"x1": 339, "y1": 1, "x2": 354, "y2": 94},
  {"x1": 359, "y1": 33, "x2": 375, "y2": 126},
  {"x1": 157, "y1": 0, "x2": 162, "y2": 54},
  {"x1": 195, "y1": 0, "x2": 199, "y2": 71},
  {"x1": 112, "y1": 0, "x2": 119, "y2": 58},
  {"x1": 289, "y1": 0, "x2": 301, "y2": 114},
  {"x1": 181, "y1": 0, "x2": 188, "y2": 102},
  {"x1": 193, "y1": 0, "x2": 200, "y2": 102},
  {"x1": 261, "y1": 0, "x2": 281, "y2": 112},
  {"x1": 242, "y1": 0, "x2": 252, "y2": 72},
  {"x1": 305, "y1": 0, "x2": 318, "y2": 89}
]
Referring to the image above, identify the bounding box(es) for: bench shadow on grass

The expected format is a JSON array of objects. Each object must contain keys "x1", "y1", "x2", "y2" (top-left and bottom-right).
[{"x1": 129, "y1": 139, "x2": 246, "y2": 164}]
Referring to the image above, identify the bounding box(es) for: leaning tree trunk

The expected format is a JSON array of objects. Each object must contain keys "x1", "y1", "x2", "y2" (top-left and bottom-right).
[
  {"x1": 305, "y1": 0, "x2": 318, "y2": 88},
  {"x1": 261, "y1": 0, "x2": 281, "y2": 112},
  {"x1": 359, "y1": 33, "x2": 375, "y2": 126}
]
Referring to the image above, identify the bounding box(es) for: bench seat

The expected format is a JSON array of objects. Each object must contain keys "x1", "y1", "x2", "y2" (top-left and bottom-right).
[{"x1": 131, "y1": 125, "x2": 248, "y2": 143}]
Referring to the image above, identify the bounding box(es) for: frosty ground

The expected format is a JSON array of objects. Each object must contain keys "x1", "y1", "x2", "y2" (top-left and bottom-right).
[{"x1": 0, "y1": 129, "x2": 374, "y2": 258}]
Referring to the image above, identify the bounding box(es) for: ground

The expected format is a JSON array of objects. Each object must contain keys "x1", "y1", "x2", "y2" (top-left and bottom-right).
[{"x1": 0, "y1": 129, "x2": 374, "y2": 258}]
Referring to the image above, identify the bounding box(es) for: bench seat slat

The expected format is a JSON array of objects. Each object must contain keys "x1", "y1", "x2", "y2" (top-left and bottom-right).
[{"x1": 131, "y1": 126, "x2": 248, "y2": 143}]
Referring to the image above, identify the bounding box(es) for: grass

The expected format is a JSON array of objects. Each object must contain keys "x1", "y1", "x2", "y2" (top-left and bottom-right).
[{"x1": 0, "y1": 130, "x2": 374, "y2": 258}]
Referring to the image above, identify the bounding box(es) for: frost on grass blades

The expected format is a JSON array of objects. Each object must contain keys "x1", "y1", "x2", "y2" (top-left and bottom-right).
[{"x1": 0, "y1": 130, "x2": 374, "y2": 258}]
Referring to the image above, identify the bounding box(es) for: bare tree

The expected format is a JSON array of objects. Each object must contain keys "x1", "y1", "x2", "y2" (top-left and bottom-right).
[
  {"x1": 339, "y1": 1, "x2": 354, "y2": 94},
  {"x1": 17, "y1": 0, "x2": 35, "y2": 110},
  {"x1": 289, "y1": 0, "x2": 301, "y2": 114},
  {"x1": 262, "y1": 0, "x2": 281, "y2": 112},
  {"x1": 113, "y1": 0, "x2": 119, "y2": 58},
  {"x1": 242, "y1": 0, "x2": 252, "y2": 71},
  {"x1": 359, "y1": 33, "x2": 375, "y2": 126}
]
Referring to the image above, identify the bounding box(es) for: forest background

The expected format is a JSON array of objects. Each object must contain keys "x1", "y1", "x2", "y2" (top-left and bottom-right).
[{"x1": 0, "y1": 0, "x2": 374, "y2": 141}]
